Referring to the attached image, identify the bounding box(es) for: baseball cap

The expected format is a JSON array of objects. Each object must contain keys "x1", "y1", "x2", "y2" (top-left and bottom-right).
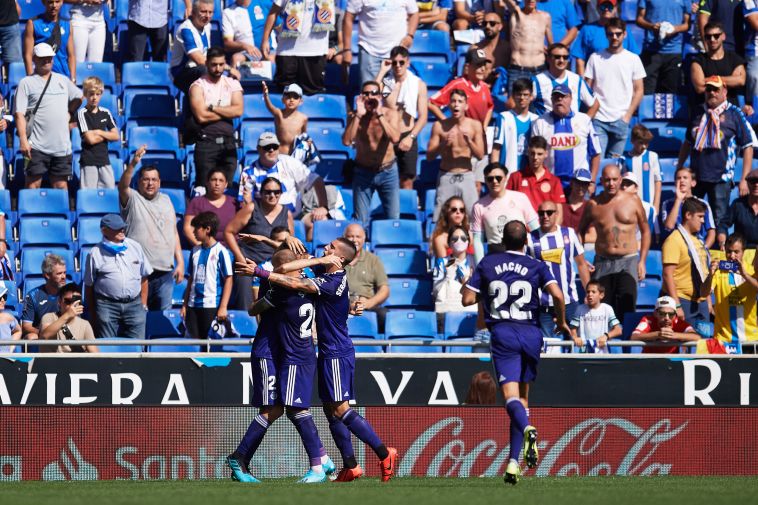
[
  {"x1": 283, "y1": 83, "x2": 303, "y2": 97},
  {"x1": 257, "y1": 131, "x2": 280, "y2": 148},
  {"x1": 465, "y1": 49, "x2": 491, "y2": 66},
  {"x1": 572, "y1": 168, "x2": 592, "y2": 182},
  {"x1": 704, "y1": 75, "x2": 726, "y2": 89},
  {"x1": 33, "y1": 43, "x2": 56, "y2": 58},
  {"x1": 655, "y1": 296, "x2": 678, "y2": 311},
  {"x1": 599, "y1": 0, "x2": 617, "y2": 5},
  {"x1": 622, "y1": 172, "x2": 639, "y2": 186},
  {"x1": 100, "y1": 213, "x2": 127, "y2": 230},
  {"x1": 551, "y1": 83, "x2": 572, "y2": 96}
]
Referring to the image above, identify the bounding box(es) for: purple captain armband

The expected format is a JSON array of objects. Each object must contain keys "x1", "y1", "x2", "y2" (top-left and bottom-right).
[{"x1": 254, "y1": 266, "x2": 271, "y2": 279}]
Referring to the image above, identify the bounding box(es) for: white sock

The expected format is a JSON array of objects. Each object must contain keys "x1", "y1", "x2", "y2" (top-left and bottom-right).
[
  {"x1": 509, "y1": 458, "x2": 518, "y2": 466},
  {"x1": 321, "y1": 455, "x2": 330, "y2": 464},
  {"x1": 311, "y1": 464, "x2": 323, "y2": 473}
]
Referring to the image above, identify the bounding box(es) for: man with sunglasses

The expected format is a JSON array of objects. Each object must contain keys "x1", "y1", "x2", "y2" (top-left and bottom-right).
[
  {"x1": 690, "y1": 20, "x2": 745, "y2": 109},
  {"x1": 718, "y1": 168, "x2": 758, "y2": 250},
  {"x1": 39, "y1": 283, "x2": 98, "y2": 353},
  {"x1": 631, "y1": 296, "x2": 699, "y2": 354},
  {"x1": 472, "y1": 12, "x2": 509, "y2": 83},
  {"x1": 572, "y1": 0, "x2": 640, "y2": 76},
  {"x1": 532, "y1": 43, "x2": 598, "y2": 117},
  {"x1": 635, "y1": 0, "x2": 691, "y2": 94}
]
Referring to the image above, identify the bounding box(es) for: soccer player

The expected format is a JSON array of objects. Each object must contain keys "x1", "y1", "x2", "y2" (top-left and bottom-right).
[
  {"x1": 240, "y1": 238, "x2": 399, "y2": 482},
  {"x1": 461, "y1": 220, "x2": 570, "y2": 485}
]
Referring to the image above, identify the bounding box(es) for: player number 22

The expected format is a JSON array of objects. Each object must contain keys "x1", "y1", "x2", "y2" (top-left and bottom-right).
[
  {"x1": 299, "y1": 303, "x2": 314, "y2": 338},
  {"x1": 488, "y1": 280, "x2": 532, "y2": 320}
]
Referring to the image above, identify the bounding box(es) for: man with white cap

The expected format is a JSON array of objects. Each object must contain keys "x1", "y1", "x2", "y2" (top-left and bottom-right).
[
  {"x1": 14, "y1": 43, "x2": 82, "y2": 191},
  {"x1": 631, "y1": 295, "x2": 699, "y2": 354},
  {"x1": 83, "y1": 213, "x2": 153, "y2": 340}
]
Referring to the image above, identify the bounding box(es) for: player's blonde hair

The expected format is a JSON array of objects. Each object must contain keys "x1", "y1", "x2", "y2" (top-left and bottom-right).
[{"x1": 82, "y1": 76, "x2": 104, "y2": 95}]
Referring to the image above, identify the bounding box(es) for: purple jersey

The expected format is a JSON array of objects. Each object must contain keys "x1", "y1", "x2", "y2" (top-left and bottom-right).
[
  {"x1": 308, "y1": 266, "x2": 354, "y2": 358},
  {"x1": 251, "y1": 279, "x2": 273, "y2": 359},
  {"x1": 466, "y1": 251, "x2": 557, "y2": 327},
  {"x1": 264, "y1": 287, "x2": 317, "y2": 365}
]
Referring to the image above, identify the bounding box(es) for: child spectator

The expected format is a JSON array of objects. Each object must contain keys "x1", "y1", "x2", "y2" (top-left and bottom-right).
[
  {"x1": 262, "y1": 81, "x2": 308, "y2": 155},
  {"x1": 620, "y1": 172, "x2": 658, "y2": 241},
  {"x1": 491, "y1": 78, "x2": 537, "y2": 173},
  {"x1": 659, "y1": 166, "x2": 716, "y2": 248},
  {"x1": 570, "y1": 281, "x2": 622, "y2": 353},
  {"x1": 76, "y1": 76, "x2": 119, "y2": 189},
  {"x1": 432, "y1": 224, "x2": 477, "y2": 329},
  {"x1": 182, "y1": 212, "x2": 234, "y2": 339},
  {"x1": 506, "y1": 135, "x2": 565, "y2": 217},
  {"x1": 623, "y1": 124, "x2": 661, "y2": 216},
  {"x1": 0, "y1": 285, "x2": 21, "y2": 353}
]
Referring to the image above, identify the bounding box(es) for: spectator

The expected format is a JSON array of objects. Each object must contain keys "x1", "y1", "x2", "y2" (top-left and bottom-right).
[
  {"x1": 39, "y1": 283, "x2": 98, "y2": 353},
  {"x1": 182, "y1": 212, "x2": 234, "y2": 339},
  {"x1": 572, "y1": 0, "x2": 640, "y2": 76},
  {"x1": 171, "y1": 0, "x2": 214, "y2": 94},
  {"x1": 690, "y1": 20, "x2": 745, "y2": 108},
  {"x1": 746, "y1": 1, "x2": 758, "y2": 108},
  {"x1": 15, "y1": 43, "x2": 83, "y2": 191},
  {"x1": 531, "y1": 83, "x2": 601, "y2": 187},
  {"x1": 528, "y1": 199, "x2": 591, "y2": 343},
  {"x1": 569, "y1": 281, "x2": 622, "y2": 353},
  {"x1": 67, "y1": 0, "x2": 106, "y2": 63},
  {"x1": 661, "y1": 197, "x2": 710, "y2": 323},
  {"x1": 432, "y1": 224, "x2": 477, "y2": 326},
  {"x1": 430, "y1": 196, "x2": 474, "y2": 259},
  {"x1": 430, "y1": 49, "x2": 494, "y2": 127},
  {"x1": 128, "y1": 0, "x2": 186, "y2": 61},
  {"x1": 376, "y1": 46, "x2": 429, "y2": 191},
  {"x1": 76, "y1": 76, "x2": 119, "y2": 189},
  {"x1": 472, "y1": 11, "x2": 509, "y2": 81},
  {"x1": 184, "y1": 168, "x2": 240, "y2": 247},
  {"x1": 622, "y1": 124, "x2": 661, "y2": 217},
  {"x1": 0, "y1": 202, "x2": 9, "y2": 276},
  {"x1": 119, "y1": 146, "x2": 185, "y2": 311},
  {"x1": 471, "y1": 163, "x2": 538, "y2": 263},
  {"x1": 506, "y1": 136, "x2": 566, "y2": 217},
  {"x1": 718, "y1": 168, "x2": 758, "y2": 248},
  {"x1": 463, "y1": 371, "x2": 497, "y2": 405},
  {"x1": 697, "y1": 0, "x2": 744, "y2": 53},
  {"x1": 24, "y1": 0, "x2": 75, "y2": 80},
  {"x1": 84, "y1": 214, "x2": 152, "y2": 340},
  {"x1": 503, "y1": 0, "x2": 552, "y2": 92},
  {"x1": 660, "y1": 166, "x2": 716, "y2": 248},
  {"x1": 451, "y1": 0, "x2": 493, "y2": 31},
  {"x1": 343, "y1": 223, "x2": 390, "y2": 330},
  {"x1": 260, "y1": 0, "x2": 335, "y2": 95},
  {"x1": 343, "y1": 81, "x2": 401, "y2": 228},
  {"x1": 491, "y1": 78, "x2": 537, "y2": 173},
  {"x1": 677, "y1": 76, "x2": 755, "y2": 232},
  {"x1": 579, "y1": 164, "x2": 651, "y2": 319},
  {"x1": 188, "y1": 46, "x2": 243, "y2": 187},
  {"x1": 585, "y1": 17, "x2": 645, "y2": 159},
  {"x1": 635, "y1": 0, "x2": 691, "y2": 94},
  {"x1": 21, "y1": 254, "x2": 67, "y2": 339},
  {"x1": 427, "y1": 89, "x2": 485, "y2": 220},
  {"x1": 631, "y1": 295, "x2": 700, "y2": 353},
  {"x1": 342, "y1": 0, "x2": 419, "y2": 86},
  {"x1": 561, "y1": 168, "x2": 593, "y2": 234},
  {"x1": 261, "y1": 81, "x2": 307, "y2": 155},
  {"x1": 537, "y1": 0, "x2": 580, "y2": 48},
  {"x1": 417, "y1": 0, "x2": 451, "y2": 33},
  {"x1": 247, "y1": 0, "x2": 276, "y2": 60},
  {"x1": 620, "y1": 172, "x2": 658, "y2": 240},
  {"x1": 703, "y1": 233, "x2": 758, "y2": 345},
  {"x1": 225, "y1": 176, "x2": 294, "y2": 310},
  {"x1": 0, "y1": 0, "x2": 21, "y2": 65},
  {"x1": 532, "y1": 43, "x2": 598, "y2": 117},
  {"x1": 223, "y1": 0, "x2": 263, "y2": 67},
  {"x1": 0, "y1": 285, "x2": 21, "y2": 353}
]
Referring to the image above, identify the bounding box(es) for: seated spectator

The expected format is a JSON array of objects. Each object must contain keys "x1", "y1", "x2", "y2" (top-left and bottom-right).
[
  {"x1": 690, "y1": 20, "x2": 745, "y2": 109},
  {"x1": 635, "y1": 0, "x2": 691, "y2": 94},
  {"x1": 622, "y1": 124, "x2": 661, "y2": 216},
  {"x1": 262, "y1": 82, "x2": 307, "y2": 155},
  {"x1": 429, "y1": 49, "x2": 494, "y2": 128},
  {"x1": 472, "y1": 11, "x2": 509, "y2": 82},
  {"x1": 718, "y1": 169, "x2": 758, "y2": 249},
  {"x1": 417, "y1": 0, "x2": 451, "y2": 32},
  {"x1": 184, "y1": 168, "x2": 241, "y2": 247},
  {"x1": 68, "y1": 0, "x2": 107, "y2": 63},
  {"x1": 128, "y1": 0, "x2": 182, "y2": 61},
  {"x1": 84, "y1": 214, "x2": 153, "y2": 340},
  {"x1": 491, "y1": 78, "x2": 537, "y2": 173},
  {"x1": 660, "y1": 166, "x2": 716, "y2": 248},
  {"x1": 561, "y1": 168, "x2": 593, "y2": 236},
  {"x1": 39, "y1": 283, "x2": 98, "y2": 353},
  {"x1": 343, "y1": 223, "x2": 390, "y2": 330},
  {"x1": 503, "y1": 0, "x2": 552, "y2": 92},
  {"x1": 569, "y1": 281, "x2": 621, "y2": 353},
  {"x1": 21, "y1": 254, "x2": 68, "y2": 340},
  {"x1": 631, "y1": 295, "x2": 700, "y2": 353},
  {"x1": 77, "y1": 76, "x2": 119, "y2": 189},
  {"x1": 572, "y1": 0, "x2": 639, "y2": 76},
  {"x1": 171, "y1": 0, "x2": 214, "y2": 94},
  {"x1": 532, "y1": 43, "x2": 598, "y2": 117},
  {"x1": 537, "y1": 0, "x2": 579, "y2": 48},
  {"x1": 0, "y1": 285, "x2": 21, "y2": 353},
  {"x1": 182, "y1": 212, "x2": 234, "y2": 339},
  {"x1": 506, "y1": 136, "x2": 566, "y2": 218},
  {"x1": 430, "y1": 196, "x2": 473, "y2": 259},
  {"x1": 427, "y1": 89, "x2": 485, "y2": 220},
  {"x1": 24, "y1": 0, "x2": 75, "y2": 80},
  {"x1": 223, "y1": 0, "x2": 263, "y2": 67},
  {"x1": 432, "y1": 225, "x2": 477, "y2": 326},
  {"x1": 662, "y1": 197, "x2": 711, "y2": 324}
]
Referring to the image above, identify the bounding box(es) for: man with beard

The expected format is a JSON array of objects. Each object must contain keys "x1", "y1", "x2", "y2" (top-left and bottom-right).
[
  {"x1": 472, "y1": 11, "x2": 509, "y2": 84},
  {"x1": 532, "y1": 43, "x2": 598, "y2": 117}
]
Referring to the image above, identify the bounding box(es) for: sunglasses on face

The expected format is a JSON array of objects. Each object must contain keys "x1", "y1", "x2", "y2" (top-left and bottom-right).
[
  {"x1": 261, "y1": 144, "x2": 279, "y2": 152},
  {"x1": 658, "y1": 311, "x2": 676, "y2": 319},
  {"x1": 598, "y1": 3, "x2": 614, "y2": 11},
  {"x1": 449, "y1": 206, "x2": 465, "y2": 213},
  {"x1": 391, "y1": 60, "x2": 406, "y2": 67},
  {"x1": 362, "y1": 90, "x2": 380, "y2": 96},
  {"x1": 551, "y1": 54, "x2": 569, "y2": 61},
  {"x1": 62, "y1": 297, "x2": 76, "y2": 304},
  {"x1": 705, "y1": 86, "x2": 721, "y2": 93},
  {"x1": 537, "y1": 210, "x2": 556, "y2": 217},
  {"x1": 450, "y1": 235, "x2": 469, "y2": 243},
  {"x1": 0, "y1": 295, "x2": 6, "y2": 302},
  {"x1": 483, "y1": 21, "x2": 500, "y2": 27},
  {"x1": 705, "y1": 33, "x2": 723, "y2": 40},
  {"x1": 607, "y1": 31, "x2": 624, "y2": 39},
  {"x1": 486, "y1": 175, "x2": 504, "y2": 183},
  {"x1": 747, "y1": 178, "x2": 758, "y2": 185},
  {"x1": 262, "y1": 189, "x2": 282, "y2": 196}
]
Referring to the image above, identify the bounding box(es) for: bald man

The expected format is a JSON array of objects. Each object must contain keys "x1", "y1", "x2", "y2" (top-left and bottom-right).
[
  {"x1": 579, "y1": 165, "x2": 651, "y2": 319},
  {"x1": 343, "y1": 223, "x2": 390, "y2": 330}
]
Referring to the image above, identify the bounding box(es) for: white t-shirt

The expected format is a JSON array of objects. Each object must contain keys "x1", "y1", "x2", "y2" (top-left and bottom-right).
[
  {"x1": 223, "y1": 5, "x2": 254, "y2": 46},
  {"x1": 238, "y1": 154, "x2": 319, "y2": 215},
  {"x1": 347, "y1": 0, "x2": 419, "y2": 58},
  {"x1": 570, "y1": 302, "x2": 620, "y2": 353},
  {"x1": 584, "y1": 49, "x2": 646, "y2": 123},
  {"x1": 274, "y1": 0, "x2": 330, "y2": 57},
  {"x1": 470, "y1": 191, "x2": 539, "y2": 244}
]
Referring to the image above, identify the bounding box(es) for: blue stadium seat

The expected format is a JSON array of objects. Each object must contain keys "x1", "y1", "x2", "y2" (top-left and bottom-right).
[
  {"x1": 385, "y1": 310, "x2": 437, "y2": 338},
  {"x1": 309, "y1": 126, "x2": 352, "y2": 159},
  {"x1": 636, "y1": 279, "x2": 662, "y2": 311},
  {"x1": 387, "y1": 338, "x2": 442, "y2": 353},
  {"x1": 424, "y1": 189, "x2": 436, "y2": 219},
  {"x1": 76, "y1": 62, "x2": 118, "y2": 95},
  {"x1": 7, "y1": 62, "x2": 25, "y2": 96},
  {"x1": 313, "y1": 158, "x2": 345, "y2": 185},
  {"x1": 637, "y1": 94, "x2": 688, "y2": 122},
  {"x1": 0, "y1": 189, "x2": 11, "y2": 214},
  {"x1": 370, "y1": 189, "x2": 418, "y2": 219},
  {"x1": 98, "y1": 338, "x2": 143, "y2": 353},
  {"x1": 241, "y1": 124, "x2": 273, "y2": 152},
  {"x1": 22, "y1": 278, "x2": 45, "y2": 300},
  {"x1": 161, "y1": 188, "x2": 187, "y2": 216},
  {"x1": 621, "y1": 311, "x2": 647, "y2": 353},
  {"x1": 19, "y1": 218, "x2": 73, "y2": 249},
  {"x1": 77, "y1": 216, "x2": 105, "y2": 246},
  {"x1": 374, "y1": 249, "x2": 427, "y2": 277},
  {"x1": 126, "y1": 126, "x2": 183, "y2": 160},
  {"x1": 371, "y1": 219, "x2": 423, "y2": 249},
  {"x1": 648, "y1": 125, "x2": 686, "y2": 157},
  {"x1": 385, "y1": 278, "x2": 433, "y2": 309},
  {"x1": 412, "y1": 61, "x2": 452, "y2": 92},
  {"x1": 416, "y1": 159, "x2": 440, "y2": 191},
  {"x1": 76, "y1": 189, "x2": 120, "y2": 217},
  {"x1": 172, "y1": 279, "x2": 187, "y2": 307},
  {"x1": 659, "y1": 157, "x2": 677, "y2": 185},
  {"x1": 17, "y1": 189, "x2": 70, "y2": 219},
  {"x1": 147, "y1": 338, "x2": 202, "y2": 353},
  {"x1": 97, "y1": 92, "x2": 122, "y2": 129},
  {"x1": 2, "y1": 280, "x2": 20, "y2": 316},
  {"x1": 312, "y1": 220, "x2": 350, "y2": 248},
  {"x1": 443, "y1": 311, "x2": 477, "y2": 339},
  {"x1": 583, "y1": 249, "x2": 595, "y2": 266},
  {"x1": 292, "y1": 219, "x2": 307, "y2": 244},
  {"x1": 300, "y1": 94, "x2": 348, "y2": 128},
  {"x1": 410, "y1": 31, "x2": 451, "y2": 64},
  {"x1": 139, "y1": 158, "x2": 185, "y2": 189},
  {"x1": 19, "y1": 0, "x2": 46, "y2": 21},
  {"x1": 121, "y1": 61, "x2": 173, "y2": 96},
  {"x1": 146, "y1": 310, "x2": 185, "y2": 339},
  {"x1": 340, "y1": 188, "x2": 353, "y2": 217},
  {"x1": 348, "y1": 312, "x2": 383, "y2": 352},
  {"x1": 646, "y1": 250, "x2": 663, "y2": 280},
  {"x1": 124, "y1": 93, "x2": 177, "y2": 129},
  {"x1": 21, "y1": 248, "x2": 75, "y2": 280},
  {"x1": 79, "y1": 245, "x2": 94, "y2": 271},
  {"x1": 241, "y1": 94, "x2": 269, "y2": 123},
  {"x1": 227, "y1": 310, "x2": 258, "y2": 338}
]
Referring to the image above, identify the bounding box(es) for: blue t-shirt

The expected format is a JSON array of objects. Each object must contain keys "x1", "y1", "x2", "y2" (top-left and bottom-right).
[
  {"x1": 21, "y1": 285, "x2": 58, "y2": 326},
  {"x1": 309, "y1": 265, "x2": 353, "y2": 359},
  {"x1": 466, "y1": 251, "x2": 556, "y2": 328},
  {"x1": 247, "y1": 0, "x2": 275, "y2": 49},
  {"x1": 638, "y1": 0, "x2": 689, "y2": 54},
  {"x1": 570, "y1": 22, "x2": 640, "y2": 62},
  {"x1": 538, "y1": 0, "x2": 580, "y2": 46},
  {"x1": 266, "y1": 287, "x2": 317, "y2": 365},
  {"x1": 251, "y1": 278, "x2": 273, "y2": 359},
  {"x1": 32, "y1": 17, "x2": 71, "y2": 77}
]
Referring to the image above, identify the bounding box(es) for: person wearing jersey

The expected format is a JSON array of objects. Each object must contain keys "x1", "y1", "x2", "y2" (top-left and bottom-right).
[
  {"x1": 631, "y1": 295, "x2": 699, "y2": 353},
  {"x1": 491, "y1": 78, "x2": 537, "y2": 173},
  {"x1": 429, "y1": 48, "x2": 494, "y2": 128},
  {"x1": 531, "y1": 43, "x2": 598, "y2": 117},
  {"x1": 171, "y1": 0, "x2": 213, "y2": 93},
  {"x1": 462, "y1": 220, "x2": 570, "y2": 485}
]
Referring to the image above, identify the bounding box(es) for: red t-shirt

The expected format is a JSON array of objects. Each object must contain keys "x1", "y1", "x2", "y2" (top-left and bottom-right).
[
  {"x1": 430, "y1": 77, "x2": 494, "y2": 125},
  {"x1": 633, "y1": 315, "x2": 694, "y2": 354},
  {"x1": 561, "y1": 201, "x2": 587, "y2": 232},
  {"x1": 506, "y1": 167, "x2": 566, "y2": 212}
]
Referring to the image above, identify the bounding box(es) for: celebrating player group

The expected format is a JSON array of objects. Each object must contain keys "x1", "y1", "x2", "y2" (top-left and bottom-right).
[{"x1": 227, "y1": 220, "x2": 568, "y2": 485}]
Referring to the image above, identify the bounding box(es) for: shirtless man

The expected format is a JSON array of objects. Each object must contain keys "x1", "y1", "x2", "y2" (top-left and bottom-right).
[
  {"x1": 579, "y1": 164, "x2": 651, "y2": 319},
  {"x1": 473, "y1": 12, "x2": 510, "y2": 85},
  {"x1": 342, "y1": 80, "x2": 401, "y2": 228},
  {"x1": 376, "y1": 46, "x2": 429, "y2": 190},
  {"x1": 427, "y1": 89, "x2": 485, "y2": 221},
  {"x1": 505, "y1": 0, "x2": 552, "y2": 93},
  {"x1": 262, "y1": 81, "x2": 307, "y2": 155}
]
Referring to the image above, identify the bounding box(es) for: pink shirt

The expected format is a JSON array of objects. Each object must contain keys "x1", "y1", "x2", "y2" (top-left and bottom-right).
[
  {"x1": 470, "y1": 191, "x2": 539, "y2": 244},
  {"x1": 190, "y1": 74, "x2": 243, "y2": 107}
]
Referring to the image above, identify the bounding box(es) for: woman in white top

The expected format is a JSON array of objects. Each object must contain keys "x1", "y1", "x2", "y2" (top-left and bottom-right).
[
  {"x1": 433, "y1": 225, "x2": 477, "y2": 327},
  {"x1": 66, "y1": 0, "x2": 108, "y2": 62}
]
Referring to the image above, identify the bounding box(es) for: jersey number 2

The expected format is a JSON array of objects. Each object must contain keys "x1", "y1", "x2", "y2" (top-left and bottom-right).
[
  {"x1": 299, "y1": 303, "x2": 314, "y2": 339},
  {"x1": 488, "y1": 280, "x2": 532, "y2": 320}
]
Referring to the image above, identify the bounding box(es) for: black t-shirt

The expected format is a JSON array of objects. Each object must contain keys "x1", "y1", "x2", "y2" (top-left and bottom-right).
[
  {"x1": 76, "y1": 107, "x2": 117, "y2": 166},
  {"x1": 0, "y1": 0, "x2": 19, "y2": 27},
  {"x1": 690, "y1": 51, "x2": 746, "y2": 105}
]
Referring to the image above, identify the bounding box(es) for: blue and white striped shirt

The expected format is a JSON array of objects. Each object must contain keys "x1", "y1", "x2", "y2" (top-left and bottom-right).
[
  {"x1": 188, "y1": 242, "x2": 234, "y2": 308},
  {"x1": 624, "y1": 149, "x2": 661, "y2": 208},
  {"x1": 527, "y1": 226, "x2": 584, "y2": 306},
  {"x1": 171, "y1": 19, "x2": 211, "y2": 74},
  {"x1": 531, "y1": 70, "x2": 595, "y2": 116},
  {"x1": 531, "y1": 111, "x2": 601, "y2": 182}
]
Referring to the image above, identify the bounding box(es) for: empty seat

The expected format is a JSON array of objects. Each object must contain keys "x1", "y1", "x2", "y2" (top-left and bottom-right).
[
  {"x1": 146, "y1": 310, "x2": 185, "y2": 339},
  {"x1": 312, "y1": 220, "x2": 350, "y2": 248},
  {"x1": 161, "y1": 188, "x2": 187, "y2": 216},
  {"x1": 385, "y1": 278, "x2": 434, "y2": 309},
  {"x1": 227, "y1": 310, "x2": 258, "y2": 338},
  {"x1": 370, "y1": 189, "x2": 418, "y2": 219},
  {"x1": 76, "y1": 189, "x2": 120, "y2": 217},
  {"x1": 77, "y1": 216, "x2": 106, "y2": 246},
  {"x1": 19, "y1": 218, "x2": 73, "y2": 249},
  {"x1": 97, "y1": 338, "x2": 143, "y2": 353},
  {"x1": 309, "y1": 126, "x2": 351, "y2": 159},
  {"x1": 410, "y1": 31, "x2": 451, "y2": 64},
  {"x1": 124, "y1": 93, "x2": 177, "y2": 129},
  {"x1": 371, "y1": 219, "x2": 423, "y2": 249},
  {"x1": 241, "y1": 124, "x2": 273, "y2": 152},
  {"x1": 412, "y1": 61, "x2": 452, "y2": 92},
  {"x1": 648, "y1": 125, "x2": 686, "y2": 156},
  {"x1": 21, "y1": 248, "x2": 75, "y2": 279},
  {"x1": 646, "y1": 250, "x2": 663, "y2": 280},
  {"x1": 17, "y1": 189, "x2": 70, "y2": 219},
  {"x1": 374, "y1": 248, "x2": 427, "y2": 277},
  {"x1": 172, "y1": 279, "x2": 187, "y2": 307},
  {"x1": 387, "y1": 338, "x2": 443, "y2": 353},
  {"x1": 2, "y1": 280, "x2": 20, "y2": 315},
  {"x1": 126, "y1": 126, "x2": 182, "y2": 159},
  {"x1": 636, "y1": 279, "x2": 662, "y2": 310},
  {"x1": 121, "y1": 61, "x2": 173, "y2": 96},
  {"x1": 300, "y1": 94, "x2": 348, "y2": 127},
  {"x1": 348, "y1": 312, "x2": 383, "y2": 352},
  {"x1": 147, "y1": 338, "x2": 202, "y2": 353},
  {"x1": 385, "y1": 309, "x2": 437, "y2": 338},
  {"x1": 443, "y1": 311, "x2": 477, "y2": 339},
  {"x1": 76, "y1": 62, "x2": 118, "y2": 94}
]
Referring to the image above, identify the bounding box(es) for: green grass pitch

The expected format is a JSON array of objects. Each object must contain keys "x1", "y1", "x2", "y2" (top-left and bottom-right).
[{"x1": 2, "y1": 477, "x2": 757, "y2": 505}]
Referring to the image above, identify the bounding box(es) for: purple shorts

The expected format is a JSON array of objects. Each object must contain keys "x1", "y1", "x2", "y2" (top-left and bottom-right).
[
  {"x1": 251, "y1": 357, "x2": 280, "y2": 407},
  {"x1": 278, "y1": 361, "x2": 316, "y2": 408},
  {"x1": 490, "y1": 323, "x2": 543, "y2": 385},
  {"x1": 318, "y1": 355, "x2": 355, "y2": 403}
]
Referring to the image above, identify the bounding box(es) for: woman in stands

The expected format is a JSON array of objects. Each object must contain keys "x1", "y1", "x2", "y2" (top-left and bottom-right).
[
  {"x1": 432, "y1": 224, "x2": 477, "y2": 329},
  {"x1": 430, "y1": 196, "x2": 474, "y2": 259},
  {"x1": 184, "y1": 168, "x2": 241, "y2": 247},
  {"x1": 66, "y1": 0, "x2": 107, "y2": 63}
]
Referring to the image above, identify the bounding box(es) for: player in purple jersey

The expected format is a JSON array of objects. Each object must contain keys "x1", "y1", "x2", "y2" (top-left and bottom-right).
[
  {"x1": 239, "y1": 238, "x2": 399, "y2": 483},
  {"x1": 462, "y1": 220, "x2": 570, "y2": 485}
]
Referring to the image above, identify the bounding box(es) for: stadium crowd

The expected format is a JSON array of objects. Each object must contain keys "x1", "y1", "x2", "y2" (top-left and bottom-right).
[{"x1": 1, "y1": 0, "x2": 758, "y2": 354}]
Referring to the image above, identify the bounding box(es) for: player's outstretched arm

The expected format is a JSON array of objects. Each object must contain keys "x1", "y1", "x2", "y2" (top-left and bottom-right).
[
  {"x1": 274, "y1": 254, "x2": 341, "y2": 274},
  {"x1": 235, "y1": 258, "x2": 321, "y2": 294}
]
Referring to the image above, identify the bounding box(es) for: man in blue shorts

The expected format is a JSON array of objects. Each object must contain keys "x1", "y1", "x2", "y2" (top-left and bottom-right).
[
  {"x1": 461, "y1": 220, "x2": 570, "y2": 485},
  {"x1": 242, "y1": 238, "x2": 398, "y2": 483}
]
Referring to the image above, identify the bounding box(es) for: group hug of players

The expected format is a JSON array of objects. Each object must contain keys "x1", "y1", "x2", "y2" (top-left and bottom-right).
[{"x1": 228, "y1": 220, "x2": 562, "y2": 485}]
